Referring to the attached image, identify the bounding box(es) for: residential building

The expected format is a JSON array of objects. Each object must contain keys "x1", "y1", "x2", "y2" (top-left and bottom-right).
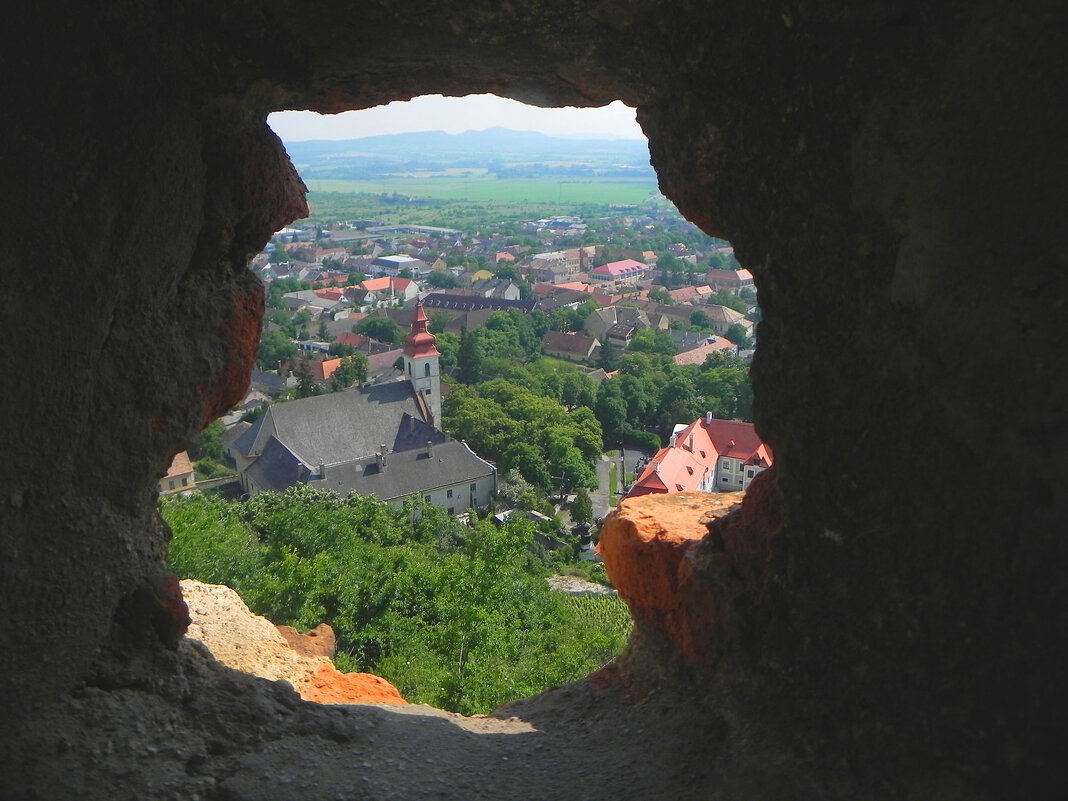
[
  {"x1": 541, "y1": 330, "x2": 599, "y2": 362},
  {"x1": 158, "y1": 451, "x2": 195, "y2": 495},
  {"x1": 625, "y1": 413, "x2": 772, "y2": 499},
  {"x1": 703, "y1": 304, "x2": 754, "y2": 337},
  {"x1": 673, "y1": 336, "x2": 739, "y2": 366},
  {"x1": 525, "y1": 248, "x2": 582, "y2": 284},
  {"x1": 373, "y1": 254, "x2": 430, "y2": 277},
  {"x1": 589, "y1": 259, "x2": 648, "y2": 286},
  {"x1": 706, "y1": 268, "x2": 755, "y2": 295}
]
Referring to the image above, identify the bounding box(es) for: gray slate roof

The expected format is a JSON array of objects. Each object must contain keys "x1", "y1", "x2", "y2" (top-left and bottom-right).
[
  {"x1": 239, "y1": 381, "x2": 420, "y2": 466},
  {"x1": 308, "y1": 439, "x2": 494, "y2": 502}
]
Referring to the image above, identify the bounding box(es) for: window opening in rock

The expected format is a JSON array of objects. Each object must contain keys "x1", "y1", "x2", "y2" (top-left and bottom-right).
[{"x1": 165, "y1": 94, "x2": 760, "y2": 717}]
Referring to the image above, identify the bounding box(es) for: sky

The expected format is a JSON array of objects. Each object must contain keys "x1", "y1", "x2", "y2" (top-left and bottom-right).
[{"x1": 267, "y1": 95, "x2": 645, "y2": 142}]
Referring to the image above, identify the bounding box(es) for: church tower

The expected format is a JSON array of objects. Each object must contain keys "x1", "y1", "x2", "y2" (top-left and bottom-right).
[{"x1": 403, "y1": 301, "x2": 442, "y2": 425}]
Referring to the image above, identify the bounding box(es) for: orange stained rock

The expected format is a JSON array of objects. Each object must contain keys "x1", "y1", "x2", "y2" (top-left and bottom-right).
[
  {"x1": 302, "y1": 663, "x2": 407, "y2": 705},
  {"x1": 600, "y1": 475, "x2": 783, "y2": 667}
]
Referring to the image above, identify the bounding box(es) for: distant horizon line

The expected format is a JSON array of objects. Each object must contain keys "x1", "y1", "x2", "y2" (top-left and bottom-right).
[{"x1": 274, "y1": 125, "x2": 647, "y2": 144}]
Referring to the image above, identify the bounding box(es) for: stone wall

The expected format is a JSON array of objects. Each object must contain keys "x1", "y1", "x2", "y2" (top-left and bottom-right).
[{"x1": 1, "y1": 1, "x2": 1064, "y2": 797}]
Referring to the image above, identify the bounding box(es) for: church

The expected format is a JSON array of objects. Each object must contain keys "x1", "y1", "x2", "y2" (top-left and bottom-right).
[{"x1": 230, "y1": 303, "x2": 497, "y2": 513}]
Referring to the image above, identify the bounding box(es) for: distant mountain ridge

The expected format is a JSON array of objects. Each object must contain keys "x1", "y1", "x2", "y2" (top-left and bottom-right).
[{"x1": 282, "y1": 128, "x2": 654, "y2": 181}]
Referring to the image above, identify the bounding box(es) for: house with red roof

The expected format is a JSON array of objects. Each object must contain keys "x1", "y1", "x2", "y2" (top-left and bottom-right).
[
  {"x1": 589, "y1": 259, "x2": 649, "y2": 286},
  {"x1": 624, "y1": 413, "x2": 772, "y2": 499},
  {"x1": 358, "y1": 276, "x2": 419, "y2": 307},
  {"x1": 158, "y1": 451, "x2": 195, "y2": 495},
  {"x1": 673, "y1": 336, "x2": 738, "y2": 366}
]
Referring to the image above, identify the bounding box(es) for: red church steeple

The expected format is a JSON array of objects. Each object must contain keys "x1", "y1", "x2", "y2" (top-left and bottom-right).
[{"x1": 404, "y1": 301, "x2": 440, "y2": 359}]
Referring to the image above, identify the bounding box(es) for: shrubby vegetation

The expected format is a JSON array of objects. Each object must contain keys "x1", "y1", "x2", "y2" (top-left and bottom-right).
[
  {"x1": 444, "y1": 376, "x2": 603, "y2": 496},
  {"x1": 162, "y1": 487, "x2": 631, "y2": 715},
  {"x1": 594, "y1": 351, "x2": 752, "y2": 447}
]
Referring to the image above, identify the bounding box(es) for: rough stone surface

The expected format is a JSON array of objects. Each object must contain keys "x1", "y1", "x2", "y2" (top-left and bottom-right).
[
  {"x1": 601, "y1": 491, "x2": 746, "y2": 664},
  {"x1": 181, "y1": 579, "x2": 405, "y2": 705},
  {"x1": 275, "y1": 623, "x2": 337, "y2": 659},
  {"x1": 1, "y1": 1, "x2": 1066, "y2": 799}
]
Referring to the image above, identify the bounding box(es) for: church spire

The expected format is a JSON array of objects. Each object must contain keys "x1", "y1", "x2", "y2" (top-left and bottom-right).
[
  {"x1": 404, "y1": 301, "x2": 440, "y2": 359},
  {"x1": 403, "y1": 301, "x2": 441, "y2": 425}
]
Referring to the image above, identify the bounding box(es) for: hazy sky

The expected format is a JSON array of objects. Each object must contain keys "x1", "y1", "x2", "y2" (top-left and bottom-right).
[{"x1": 268, "y1": 95, "x2": 645, "y2": 142}]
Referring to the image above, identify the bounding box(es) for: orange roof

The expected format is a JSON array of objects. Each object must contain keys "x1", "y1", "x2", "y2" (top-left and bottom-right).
[
  {"x1": 554, "y1": 281, "x2": 593, "y2": 292},
  {"x1": 164, "y1": 451, "x2": 194, "y2": 479},
  {"x1": 628, "y1": 445, "x2": 710, "y2": 497},
  {"x1": 310, "y1": 358, "x2": 342, "y2": 381},
  {"x1": 673, "y1": 337, "x2": 738, "y2": 366},
  {"x1": 361, "y1": 276, "x2": 412, "y2": 293},
  {"x1": 314, "y1": 288, "x2": 345, "y2": 301},
  {"x1": 624, "y1": 416, "x2": 772, "y2": 499}
]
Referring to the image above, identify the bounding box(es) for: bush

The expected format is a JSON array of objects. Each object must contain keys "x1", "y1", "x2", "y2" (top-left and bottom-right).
[{"x1": 161, "y1": 489, "x2": 630, "y2": 714}]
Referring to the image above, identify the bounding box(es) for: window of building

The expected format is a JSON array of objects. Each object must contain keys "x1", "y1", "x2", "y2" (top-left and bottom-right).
[
  {"x1": 721, "y1": 460, "x2": 731, "y2": 470},
  {"x1": 424, "y1": 495, "x2": 431, "y2": 503},
  {"x1": 181, "y1": 477, "x2": 188, "y2": 486},
  {"x1": 168, "y1": 479, "x2": 175, "y2": 489},
  {"x1": 447, "y1": 489, "x2": 453, "y2": 498},
  {"x1": 721, "y1": 476, "x2": 728, "y2": 482},
  {"x1": 746, "y1": 469, "x2": 754, "y2": 478},
  {"x1": 424, "y1": 362, "x2": 431, "y2": 377},
  {"x1": 470, "y1": 483, "x2": 477, "y2": 492}
]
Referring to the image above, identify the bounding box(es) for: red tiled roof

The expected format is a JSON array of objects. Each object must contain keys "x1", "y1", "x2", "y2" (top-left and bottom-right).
[
  {"x1": 310, "y1": 358, "x2": 342, "y2": 381},
  {"x1": 673, "y1": 337, "x2": 738, "y2": 366},
  {"x1": 164, "y1": 451, "x2": 194, "y2": 479},
  {"x1": 335, "y1": 332, "x2": 365, "y2": 348},
  {"x1": 591, "y1": 259, "x2": 647, "y2": 277}
]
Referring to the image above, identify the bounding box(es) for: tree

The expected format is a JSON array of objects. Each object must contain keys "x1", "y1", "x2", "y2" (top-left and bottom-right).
[
  {"x1": 354, "y1": 317, "x2": 405, "y2": 344},
  {"x1": 328, "y1": 342, "x2": 356, "y2": 357},
  {"x1": 434, "y1": 331, "x2": 460, "y2": 369},
  {"x1": 295, "y1": 361, "x2": 323, "y2": 398},
  {"x1": 570, "y1": 487, "x2": 593, "y2": 527},
  {"x1": 189, "y1": 419, "x2": 226, "y2": 464},
  {"x1": 628, "y1": 328, "x2": 677, "y2": 356},
  {"x1": 257, "y1": 329, "x2": 298, "y2": 370},
  {"x1": 726, "y1": 322, "x2": 753, "y2": 349},
  {"x1": 708, "y1": 290, "x2": 748, "y2": 314},
  {"x1": 689, "y1": 309, "x2": 713, "y2": 329},
  {"x1": 657, "y1": 252, "x2": 683, "y2": 286},
  {"x1": 457, "y1": 328, "x2": 483, "y2": 384},
  {"x1": 330, "y1": 353, "x2": 368, "y2": 392},
  {"x1": 648, "y1": 287, "x2": 673, "y2": 304},
  {"x1": 424, "y1": 270, "x2": 459, "y2": 288}
]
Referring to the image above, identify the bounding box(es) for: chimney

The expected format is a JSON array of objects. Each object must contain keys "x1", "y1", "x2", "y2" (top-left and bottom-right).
[
  {"x1": 652, "y1": 460, "x2": 660, "y2": 474},
  {"x1": 669, "y1": 433, "x2": 677, "y2": 448},
  {"x1": 688, "y1": 432, "x2": 694, "y2": 451},
  {"x1": 318, "y1": 459, "x2": 326, "y2": 479},
  {"x1": 376, "y1": 444, "x2": 387, "y2": 471},
  {"x1": 426, "y1": 440, "x2": 434, "y2": 458},
  {"x1": 705, "y1": 411, "x2": 713, "y2": 425}
]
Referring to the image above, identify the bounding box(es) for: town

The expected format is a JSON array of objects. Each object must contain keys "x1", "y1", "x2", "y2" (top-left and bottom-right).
[
  {"x1": 164, "y1": 203, "x2": 770, "y2": 531},
  {"x1": 155, "y1": 197, "x2": 774, "y2": 713}
]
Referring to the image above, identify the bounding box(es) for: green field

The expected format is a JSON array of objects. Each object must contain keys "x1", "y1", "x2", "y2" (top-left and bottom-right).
[{"x1": 303, "y1": 175, "x2": 658, "y2": 205}]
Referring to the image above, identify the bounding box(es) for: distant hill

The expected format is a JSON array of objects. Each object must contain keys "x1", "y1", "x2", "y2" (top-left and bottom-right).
[{"x1": 282, "y1": 128, "x2": 654, "y2": 181}]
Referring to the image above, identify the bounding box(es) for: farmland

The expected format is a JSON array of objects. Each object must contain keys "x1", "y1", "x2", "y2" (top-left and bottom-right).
[{"x1": 303, "y1": 176, "x2": 658, "y2": 206}]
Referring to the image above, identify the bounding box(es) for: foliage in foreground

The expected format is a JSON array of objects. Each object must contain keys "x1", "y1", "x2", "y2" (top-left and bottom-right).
[{"x1": 162, "y1": 486, "x2": 631, "y2": 715}]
